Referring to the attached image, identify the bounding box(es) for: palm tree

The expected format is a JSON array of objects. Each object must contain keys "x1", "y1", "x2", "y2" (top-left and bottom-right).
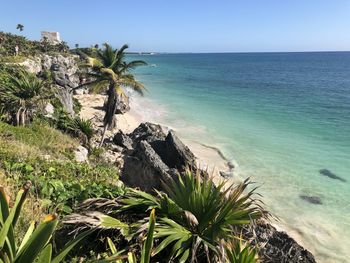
[
  {"x1": 0, "y1": 71, "x2": 48, "y2": 126},
  {"x1": 79, "y1": 43, "x2": 147, "y2": 146},
  {"x1": 16, "y1": 24, "x2": 24, "y2": 32}
]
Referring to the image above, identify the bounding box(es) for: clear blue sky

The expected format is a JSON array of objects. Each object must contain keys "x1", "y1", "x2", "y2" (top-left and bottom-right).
[{"x1": 1, "y1": 0, "x2": 349, "y2": 52}]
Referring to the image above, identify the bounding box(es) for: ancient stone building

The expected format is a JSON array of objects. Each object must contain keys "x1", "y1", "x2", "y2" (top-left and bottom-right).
[{"x1": 41, "y1": 31, "x2": 61, "y2": 44}]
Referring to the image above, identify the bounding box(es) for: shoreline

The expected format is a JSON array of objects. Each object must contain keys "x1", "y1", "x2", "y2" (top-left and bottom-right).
[{"x1": 75, "y1": 92, "x2": 316, "y2": 258}]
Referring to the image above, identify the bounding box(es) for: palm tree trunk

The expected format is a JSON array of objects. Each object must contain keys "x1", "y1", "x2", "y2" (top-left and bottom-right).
[
  {"x1": 99, "y1": 83, "x2": 118, "y2": 147},
  {"x1": 99, "y1": 125, "x2": 108, "y2": 147}
]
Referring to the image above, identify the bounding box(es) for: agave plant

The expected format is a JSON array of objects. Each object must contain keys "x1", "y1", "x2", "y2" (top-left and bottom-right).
[
  {"x1": 120, "y1": 171, "x2": 266, "y2": 262},
  {"x1": 0, "y1": 70, "x2": 49, "y2": 126},
  {"x1": 224, "y1": 239, "x2": 258, "y2": 263},
  {"x1": 68, "y1": 117, "x2": 94, "y2": 142},
  {"x1": 76, "y1": 43, "x2": 147, "y2": 146},
  {"x1": 62, "y1": 171, "x2": 265, "y2": 262},
  {"x1": 94, "y1": 209, "x2": 156, "y2": 263},
  {"x1": 0, "y1": 182, "x2": 93, "y2": 263}
]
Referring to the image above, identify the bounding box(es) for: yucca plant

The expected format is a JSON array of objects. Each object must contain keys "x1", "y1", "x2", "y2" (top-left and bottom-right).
[
  {"x1": 76, "y1": 43, "x2": 147, "y2": 146},
  {"x1": 62, "y1": 172, "x2": 265, "y2": 262},
  {"x1": 0, "y1": 182, "x2": 93, "y2": 263},
  {"x1": 120, "y1": 171, "x2": 266, "y2": 262},
  {"x1": 0, "y1": 70, "x2": 49, "y2": 126},
  {"x1": 69, "y1": 117, "x2": 94, "y2": 141},
  {"x1": 224, "y1": 239, "x2": 258, "y2": 263},
  {"x1": 94, "y1": 209, "x2": 156, "y2": 263}
]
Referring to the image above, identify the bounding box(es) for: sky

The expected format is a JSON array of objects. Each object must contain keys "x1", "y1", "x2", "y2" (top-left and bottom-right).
[{"x1": 0, "y1": 0, "x2": 349, "y2": 53}]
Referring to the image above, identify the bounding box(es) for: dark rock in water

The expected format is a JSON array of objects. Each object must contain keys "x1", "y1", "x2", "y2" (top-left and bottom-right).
[
  {"x1": 115, "y1": 93, "x2": 130, "y2": 114},
  {"x1": 246, "y1": 222, "x2": 316, "y2": 263},
  {"x1": 319, "y1": 169, "x2": 346, "y2": 182},
  {"x1": 164, "y1": 131, "x2": 197, "y2": 172},
  {"x1": 122, "y1": 140, "x2": 176, "y2": 192},
  {"x1": 113, "y1": 130, "x2": 133, "y2": 150},
  {"x1": 300, "y1": 195, "x2": 322, "y2": 205}
]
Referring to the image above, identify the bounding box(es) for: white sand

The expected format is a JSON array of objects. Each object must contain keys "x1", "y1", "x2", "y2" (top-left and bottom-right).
[{"x1": 75, "y1": 93, "x2": 231, "y2": 181}]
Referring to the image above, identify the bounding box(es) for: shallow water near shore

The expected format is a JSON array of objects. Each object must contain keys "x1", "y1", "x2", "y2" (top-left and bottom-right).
[{"x1": 128, "y1": 52, "x2": 350, "y2": 262}]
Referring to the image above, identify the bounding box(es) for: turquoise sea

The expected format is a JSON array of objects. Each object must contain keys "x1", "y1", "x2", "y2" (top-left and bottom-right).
[{"x1": 129, "y1": 52, "x2": 350, "y2": 262}]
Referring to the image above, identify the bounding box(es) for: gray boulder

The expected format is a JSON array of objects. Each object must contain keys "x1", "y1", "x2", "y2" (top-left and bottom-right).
[
  {"x1": 113, "y1": 130, "x2": 133, "y2": 150},
  {"x1": 121, "y1": 122, "x2": 199, "y2": 191},
  {"x1": 74, "y1": 146, "x2": 89, "y2": 163},
  {"x1": 164, "y1": 131, "x2": 197, "y2": 172},
  {"x1": 129, "y1": 122, "x2": 167, "y2": 146},
  {"x1": 122, "y1": 140, "x2": 176, "y2": 192},
  {"x1": 115, "y1": 93, "x2": 130, "y2": 114},
  {"x1": 246, "y1": 222, "x2": 316, "y2": 263}
]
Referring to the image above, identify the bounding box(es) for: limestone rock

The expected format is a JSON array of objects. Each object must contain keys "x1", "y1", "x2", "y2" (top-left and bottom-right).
[
  {"x1": 115, "y1": 93, "x2": 130, "y2": 114},
  {"x1": 121, "y1": 123, "x2": 200, "y2": 191},
  {"x1": 18, "y1": 57, "x2": 42, "y2": 74},
  {"x1": 74, "y1": 146, "x2": 89, "y2": 163},
  {"x1": 122, "y1": 140, "x2": 175, "y2": 192},
  {"x1": 164, "y1": 131, "x2": 197, "y2": 171},
  {"x1": 113, "y1": 130, "x2": 133, "y2": 150},
  {"x1": 128, "y1": 122, "x2": 167, "y2": 146},
  {"x1": 44, "y1": 102, "x2": 55, "y2": 117},
  {"x1": 247, "y1": 223, "x2": 316, "y2": 263}
]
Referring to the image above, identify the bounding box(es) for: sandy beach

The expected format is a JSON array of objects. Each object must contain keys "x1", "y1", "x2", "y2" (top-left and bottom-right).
[{"x1": 75, "y1": 93, "x2": 232, "y2": 184}]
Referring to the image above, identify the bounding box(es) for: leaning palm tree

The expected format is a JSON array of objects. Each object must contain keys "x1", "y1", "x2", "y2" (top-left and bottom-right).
[
  {"x1": 0, "y1": 71, "x2": 48, "y2": 126},
  {"x1": 78, "y1": 43, "x2": 147, "y2": 146}
]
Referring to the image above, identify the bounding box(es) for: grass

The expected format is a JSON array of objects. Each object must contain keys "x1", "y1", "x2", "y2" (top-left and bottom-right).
[
  {"x1": 0, "y1": 120, "x2": 122, "y2": 242},
  {"x1": 0, "y1": 55, "x2": 28, "y2": 63},
  {"x1": 0, "y1": 120, "x2": 78, "y2": 161}
]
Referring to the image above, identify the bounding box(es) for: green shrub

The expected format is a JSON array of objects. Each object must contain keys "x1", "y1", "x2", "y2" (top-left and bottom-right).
[
  {"x1": 73, "y1": 97, "x2": 82, "y2": 114},
  {"x1": 0, "y1": 70, "x2": 51, "y2": 126},
  {"x1": 68, "y1": 171, "x2": 265, "y2": 262},
  {"x1": 47, "y1": 109, "x2": 94, "y2": 144},
  {"x1": 0, "y1": 182, "x2": 93, "y2": 262},
  {"x1": 3, "y1": 159, "x2": 122, "y2": 214},
  {"x1": 0, "y1": 31, "x2": 70, "y2": 57},
  {"x1": 120, "y1": 171, "x2": 266, "y2": 262}
]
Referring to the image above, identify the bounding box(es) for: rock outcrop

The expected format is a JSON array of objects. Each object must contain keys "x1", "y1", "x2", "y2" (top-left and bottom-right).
[
  {"x1": 121, "y1": 122, "x2": 197, "y2": 192},
  {"x1": 113, "y1": 130, "x2": 133, "y2": 151},
  {"x1": 74, "y1": 145, "x2": 89, "y2": 163},
  {"x1": 164, "y1": 131, "x2": 197, "y2": 171},
  {"x1": 245, "y1": 222, "x2": 316, "y2": 263},
  {"x1": 123, "y1": 140, "x2": 176, "y2": 191},
  {"x1": 20, "y1": 54, "x2": 80, "y2": 115},
  {"x1": 115, "y1": 93, "x2": 130, "y2": 114}
]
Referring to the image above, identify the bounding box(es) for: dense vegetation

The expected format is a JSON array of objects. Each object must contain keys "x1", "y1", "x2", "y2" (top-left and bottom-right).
[
  {"x1": 0, "y1": 31, "x2": 69, "y2": 58},
  {"x1": 0, "y1": 31, "x2": 266, "y2": 262}
]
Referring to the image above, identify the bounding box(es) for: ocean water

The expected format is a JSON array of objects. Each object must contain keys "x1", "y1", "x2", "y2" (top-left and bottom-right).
[{"x1": 129, "y1": 52, "x2": 350, "y2": 262}]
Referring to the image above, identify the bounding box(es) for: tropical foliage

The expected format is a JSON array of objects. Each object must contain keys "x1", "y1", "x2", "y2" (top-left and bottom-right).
[
  {"x1": 0, "y1": 31, "x2": 267, "y2": 262},
  {"x1": 122, "y1": 171, "x2": 265, "y2": 262},
  {"x1": 0, "y1": 70, "x2": 49, "y2": 126},
  {"x1": 224, "y1": 239, "x2": 258, "y2": 263},
  {"x1": 16, "y1": 24, "x2": 24, "y2": 32},
  {"x1": 0, "y1": 182, "x2": 93, "y2": 263},
  {"x1": 0, "y1": 32, "x2": 69, "y2": 57},
  {"x1": 95, "y1": 209, "x2": 156, "y2": 263},
  {"x1": 79, "y1": 43, "x2": 147, "y2": 146},
  {"x1": 66, "y1": 171, "x2": 265, "y2": 262}
]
